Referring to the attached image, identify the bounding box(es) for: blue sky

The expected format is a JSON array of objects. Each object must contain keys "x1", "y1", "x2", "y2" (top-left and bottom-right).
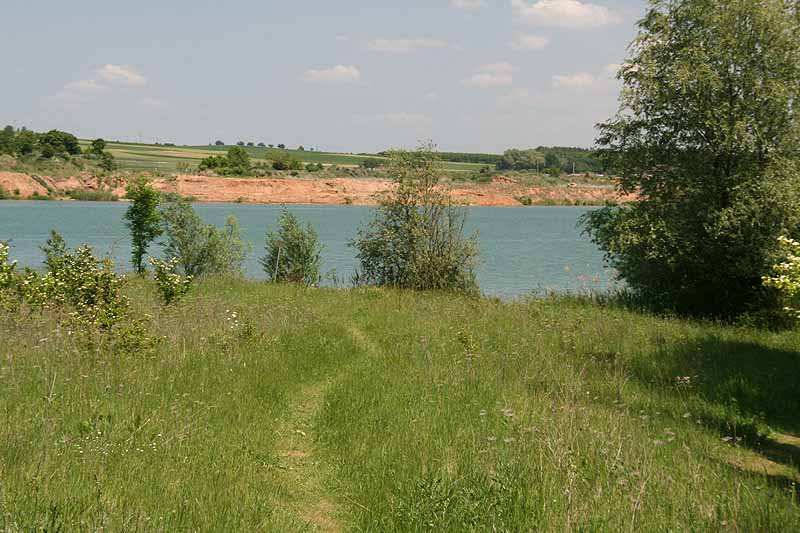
[{"x1": 1, "y1": 0, "x2": 645, "y2": 153}]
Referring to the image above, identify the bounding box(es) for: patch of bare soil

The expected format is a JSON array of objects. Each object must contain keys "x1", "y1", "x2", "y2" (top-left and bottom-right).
[{"x1": 2, "y1": 171, "x2": 634, "y2": 206}]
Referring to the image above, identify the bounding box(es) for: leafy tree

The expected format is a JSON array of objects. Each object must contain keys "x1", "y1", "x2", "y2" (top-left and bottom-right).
[
  {"x1": 260, "y1": 210, "x2": 323, "y2": 285},
  {"x1": 543, "y1": 152, "x2": 560, "y2": 169},
  {"x1": 215, "y1": 140, "x2": 225, "y2": 146},
  {"x1": 268, "y1": 144, "x2": 274, "y2": 149},
  {"x1": 236, "y1": 141, "x2": 245, "y2": 147},
  {"x1": 226, "y1": 146, "x2": 251, "y2": 174},
  {"x1": 39, "y1": 130, "x2": 81, "y2": 157},
  {"x1": 99, "y1": 152, "x2": 116, "y2": 171},
  {"x1": 277, "y1": 144, "x2": 286, "y2": 150},
  {"x1": 14, "y1": 130, "x2": 38, "y2": 156},
  {"x1": 160, "y1": 194, "x2": 249, "y2": 277},
  {"x1": 582, "y1": 0, "x2": 800, "y2": 317},
  {"x1": 198, "y1": 155, "x2": 227, "y2": 171},
  {"x1": 0, "y1": 125, "x2": 14, "y2": 155},
  {"x1": 246, "y1": 142, "x2": 254, "y2": 147},
  {"x1": 89, "y1": 138, "x2": 106, "y2": 156},
  {"x1": 298, "y1": 145, "x2": 305, "y2": 151},
  {"x1": 257, "y1": 142, "x2": 266, "y2": 147},
  {"x1": 271, "y1": 152, "x2": 302, "y2": 171},
  {"x1": 124, "y1": 178, "x2": 163, "y2": 274},
  {"x1": 352, "y1": 143, "x2": 479, "y2": 292}
]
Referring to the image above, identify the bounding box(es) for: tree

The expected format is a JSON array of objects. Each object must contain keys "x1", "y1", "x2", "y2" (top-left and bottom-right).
[
  {"x1": 0, "y1": 126, "x2": 14, "y2": 155},
  {"x1": 277, "y1": 144, "x2": 286, "y2": 150},
  {"x1": 260, "y1": 210, "x2": 323, "y2": 285},
  {"x1": 89, "y1": 138, "x2": 106, "y2": 156},
  {"x1": 215, "y1": 140, "x2": 225, "y2": 146},
  {"x1": 543, "y1": 152, "x2": 560, "y2": 169},
  {"x1": 298, "y1": 145, "x2": 305, "y2": 151},
  {"x1": 257, "y1": 142, "x2": 266, "y2": 147},
  {"x1": 236, "y1": 141, "x2": 245, "y2": 146},
  {"x1": 39, "y1": 130, "x2": 81, "y2": 157},
  {"x1": 14, "y1": 130, "x2": 37, "y2": 156},
  {"x1": 226, "y1": 146, "x2": 251, "y2": 174},
  {"x1": 160, "y1": 194, "x2": 249, "y2": 277},
  {"x1": 124, "y1": 178, "x2": 162, "y2": 274},
  {"x1": 582, "y1": 0, "x2": 800, "y2": 317},
  {"x1": 246, "y1": 142, "x2": 254, "y2": 147},
  {"x1": 351, "y1": 143, "x2": 479, "y2": 292},
  {"x1": 496, "y1": 149, "x2": 544, "y2": 171}
]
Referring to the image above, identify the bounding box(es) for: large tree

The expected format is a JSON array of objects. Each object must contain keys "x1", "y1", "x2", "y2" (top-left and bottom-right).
[{"x1": 584, "y1": 0, "x2": 800, "y2": 317}]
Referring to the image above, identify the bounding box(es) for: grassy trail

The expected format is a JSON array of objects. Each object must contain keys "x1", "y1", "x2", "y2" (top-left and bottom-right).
[
  {"x1": 273, "y1": 377, "x2": 343, "y2": 531},
  {"x1": 2, "y1": 281, "x2": 800, "y2": 530}
]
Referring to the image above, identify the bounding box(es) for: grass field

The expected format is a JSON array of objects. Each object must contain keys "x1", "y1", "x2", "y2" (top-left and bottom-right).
[
  {"x1": 78, "y1": 141, "x2": 492, "y2": 173},
  {"x1": 2, "y1": 280, "x2": 799, "y2": 531}
]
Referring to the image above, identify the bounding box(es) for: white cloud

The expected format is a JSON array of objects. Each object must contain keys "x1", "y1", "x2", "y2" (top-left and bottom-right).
[
  {"x1": 552, "y1": 72, "x2": 595, "y2": 90},
  {"x1": 510, "y1": 34, "x2": 549, "y2": 50},
  {"x1": 97, "y1": 64, "x2": 147, "y2": 86},
  {"x1": 511, "y1": 0, "x2": 621, "y2": 29},
  {"x1": 55, "y1": 79, "x2": 108, "y2": 101},
  {"x1": 302, "y1": 65, "x2": 361, "y2": 83},
  {"x1": 450, "y1": 0, "x2": 486, "y2": 8},
  {"x1": 462, "y1": 62, "x2": 515, "y2": 87},
  {"x1": 368, "y1": 38, "x2": 449, "y2": 53}
]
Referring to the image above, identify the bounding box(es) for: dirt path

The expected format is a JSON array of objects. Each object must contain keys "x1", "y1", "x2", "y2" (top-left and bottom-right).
[{"x1": 272, "y1": 378, "x2": 343, "y2": 531}]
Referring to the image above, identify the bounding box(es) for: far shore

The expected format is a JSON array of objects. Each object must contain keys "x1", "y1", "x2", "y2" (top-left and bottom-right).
[{"x1": 0, "y1": 171, "x2": 633, "y2": 207}]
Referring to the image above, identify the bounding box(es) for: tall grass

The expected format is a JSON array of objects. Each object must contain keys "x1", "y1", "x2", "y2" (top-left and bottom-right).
[{"x1": 1, "y1": 281, "x2": 798, "y2": 530}]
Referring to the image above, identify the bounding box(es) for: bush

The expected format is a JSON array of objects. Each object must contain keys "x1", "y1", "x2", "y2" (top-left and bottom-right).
[
  {"x1": 160, "y1": 194, "x2": 250, "y2": 277},
  {"x1": 149, "y1": 257, "x2": 192, "y2": 305},
  {"x1": 260, "y1": 210, "x2": 323, "y2": 285},
  {"x1": 763, "y1": 236, "x2": 800, "y2": 322},
  {"x1": 0, "y1": 241, "x2": 16, "y2": 290},
  {"x1": 271, "y1": 152, "x2": 303, "y2": 171},
  {"x1": 0, "y1": 185, "x2": 7, "y2": 200},
  {"x1": 351, "y1": 143, "x2": 479, "y2": 293}
]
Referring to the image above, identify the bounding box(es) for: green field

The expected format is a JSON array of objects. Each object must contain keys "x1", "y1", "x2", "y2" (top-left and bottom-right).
[
  {"x1": 2, "y1": 280, "x2": 799, "y2": 531},
  {"x1": 79, "y1": 141, "x2": 493, "y2": 173}
]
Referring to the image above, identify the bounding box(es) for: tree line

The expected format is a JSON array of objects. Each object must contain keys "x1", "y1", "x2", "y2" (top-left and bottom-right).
[{"x1": 0, "y1": 125, "x2": 116, "y2": 171}]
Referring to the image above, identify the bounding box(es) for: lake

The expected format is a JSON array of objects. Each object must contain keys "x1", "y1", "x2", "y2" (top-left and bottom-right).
[{"x1": 0, "y1": 201, "x2": 616, "y2": 298}]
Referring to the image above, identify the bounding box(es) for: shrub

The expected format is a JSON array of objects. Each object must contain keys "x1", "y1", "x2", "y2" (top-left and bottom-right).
[
  {"x1": 124, "y1": 178, "x2": 163, "y2": 274},
  {"x1": 271, "y1": 152, "x2": 302, "y2": 171},
  {"x1": 0, "y1": 241, "x2": 16, "y2": 290},
  {"x1": 351, "y1": 143, "x2": 479, "y2": 293},
  {"x1": 516, "y1": 196, "x2": 532, "y2": 206},
  {"x1": 0, "y1": 185, "x2": 7, "y2": 200},
  {"x1": 199, "y1": 155, "x2": 227, "y2": 171},
  {"x1": 160, "y1": 194, "x2": 250, "y2": 277},
  {"x1": 149, "y1": 257, "x2": 192, "y2": 305},
  {"x1": 763, "y1": 236, "x2": 800, "y2": 322},
  {"x1": 260, "y1": 210, "x2": 323, "y2": 285}
]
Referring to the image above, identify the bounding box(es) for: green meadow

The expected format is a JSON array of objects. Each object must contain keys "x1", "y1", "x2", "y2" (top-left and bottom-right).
[
  {"x1": 2, "y1": 280, "x2": 799, "y2": 531},
  {"x1": 77, "y1": 141, "x2": 491, "y2": 173}
]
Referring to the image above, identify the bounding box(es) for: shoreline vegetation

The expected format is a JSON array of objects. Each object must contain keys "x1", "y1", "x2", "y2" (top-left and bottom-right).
[{"x1": 0, "y1": 137, "x2": 630, "y2": 207}]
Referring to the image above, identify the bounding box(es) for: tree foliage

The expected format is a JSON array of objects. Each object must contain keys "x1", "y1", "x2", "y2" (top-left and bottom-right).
[
  {"x1": 352, "y1": 143, "x2": 479, "y2": 293},
  {"x1": 160, "y1": 194, "x2": 249, "y2": 277},
  {"x1": 583, "y1": 0, "x2": 800, "y2": 317},
  {"x1": 260, "y1": 210, "x2": 323, "y2": 285},
  {"x1": 124, "y1": 178, "x2": 163, "y2": 274}
]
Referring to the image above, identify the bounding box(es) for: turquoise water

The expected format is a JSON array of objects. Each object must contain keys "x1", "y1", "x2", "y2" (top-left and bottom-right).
[{"x1": 0, "y1": 201, "x2": 615, "y2": 297}]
